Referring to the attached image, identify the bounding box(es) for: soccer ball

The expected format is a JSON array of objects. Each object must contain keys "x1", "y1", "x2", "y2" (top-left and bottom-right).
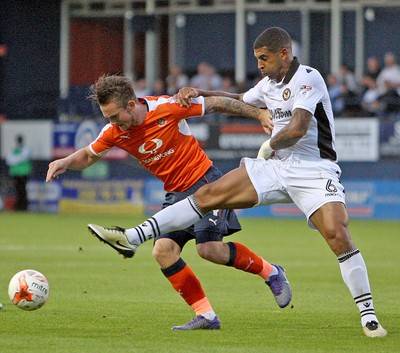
[{"x1": 8, "y1": 269, "x2": 50, "y2": 311}]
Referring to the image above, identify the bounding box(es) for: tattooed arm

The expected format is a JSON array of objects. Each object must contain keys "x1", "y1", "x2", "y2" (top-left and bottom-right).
[
  {"x1": 257, "y1": 108, "x2": 312, "y2": 158},
  {"x1": 174, "y1": 87, "x2": 244, "y2": 107},
  {"x1": 204, "y1": 96, "x2": 273, "y2": 133},
  {"x1": 270, "y1": 108, "x2": 311, "y2": 150}
]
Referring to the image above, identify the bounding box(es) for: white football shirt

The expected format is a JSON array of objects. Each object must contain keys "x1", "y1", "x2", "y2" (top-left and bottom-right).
[{"x1": 243, "y1": 58, "x2": 338, "y2": 162}]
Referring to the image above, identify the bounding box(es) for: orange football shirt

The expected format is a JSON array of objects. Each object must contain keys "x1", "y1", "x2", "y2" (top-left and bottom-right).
[{"x1": 89, "y1": 96, "x2": 213, "y2": 192}]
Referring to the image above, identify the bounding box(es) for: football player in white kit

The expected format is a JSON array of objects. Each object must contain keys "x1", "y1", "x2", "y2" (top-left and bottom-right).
[{"x1": 90, "y1": 27, "x2": 386, "y2": 337}]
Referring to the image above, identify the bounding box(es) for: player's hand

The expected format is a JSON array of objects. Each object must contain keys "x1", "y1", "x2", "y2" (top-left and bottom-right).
[
  {"x1": 257, "y1": 139, "x2": 274, "y2": 159},
  {"x1": 46, "y1": 159, "x2": 68, "y2": 183},
  {"x1": 173, "y1": 87, "x2": 199, "y2": 107},
  {"x1": 258, "y1": 109, "x2": 273, "y2": 134}
]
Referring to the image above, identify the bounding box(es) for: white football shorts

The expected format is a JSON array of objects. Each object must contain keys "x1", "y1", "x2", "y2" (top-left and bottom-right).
[{"x1": 240, "y1": 153, "x2": 346, "y2": 229}]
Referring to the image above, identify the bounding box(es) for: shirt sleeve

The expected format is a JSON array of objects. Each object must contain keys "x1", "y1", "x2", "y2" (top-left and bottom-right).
[
  {"x1": 184, "y1": 96, "x2": 205, "y2": 117},
  {"x1": 89, "y1": 124, "x2": 114, "y2": 156},
  {"x1": 292, "y1": 71, "x2": 326, "y2": 115},
  {"x1": 242, "y1": 77, "x2": 268, "y2": 108}
]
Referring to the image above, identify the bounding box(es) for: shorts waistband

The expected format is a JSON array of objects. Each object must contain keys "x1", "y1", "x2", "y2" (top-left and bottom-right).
[{"x1": 275, "y1": 151, "x2": 331, "y2": 163}]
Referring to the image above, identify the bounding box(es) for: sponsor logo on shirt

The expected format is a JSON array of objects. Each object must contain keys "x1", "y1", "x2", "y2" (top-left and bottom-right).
[
  {"x1": 300, "y1": 85, "x2": 312, "y2": 91},
  {"x1": 138, "y1": 139, "x2": 163, "y2": 154},
  {"x1": 138, "y1": 138, "x2": 175, "y2": 164},
  {"x1": 300, "y1": 84, "x2": 313, "y2": 97},
  {"x1": 270, "y1": 108, "x2": 292, "y2": 120}
]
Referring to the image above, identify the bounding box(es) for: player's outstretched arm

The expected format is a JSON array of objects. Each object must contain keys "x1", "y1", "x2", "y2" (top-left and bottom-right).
[
  {"x1": 46, "y1": 146, "x2": 100, "y2": 182},
  {"x1": 204, "y1": 96, "x2": 273, "y2": 133},
  {"x1": 174, "y1": 87, "x2": 243, "y2": 107}
]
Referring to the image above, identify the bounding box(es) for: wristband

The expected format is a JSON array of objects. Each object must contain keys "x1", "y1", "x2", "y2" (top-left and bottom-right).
[{"x1": 257, "y1": 139, "x2": 274, "y2": 159}]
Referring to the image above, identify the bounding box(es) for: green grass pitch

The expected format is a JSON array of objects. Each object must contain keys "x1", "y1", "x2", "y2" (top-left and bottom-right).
[{"x1": 0, "y1": 212, "x2": 399, "y2": 353}]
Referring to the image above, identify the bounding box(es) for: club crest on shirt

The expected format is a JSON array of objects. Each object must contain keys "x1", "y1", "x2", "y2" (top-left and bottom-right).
[
  {"x1": 282, "y1": 88, "x2": 291, "y2": 101},
  {"x1": 157, "y1": 118, "x2": 166, "y2": 127}
]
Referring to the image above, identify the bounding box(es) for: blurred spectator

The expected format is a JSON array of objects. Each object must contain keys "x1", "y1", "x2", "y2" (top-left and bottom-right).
[
  {"x1": 134, "y1": 78, "x2": 151, "y2": 97},
  {"x1": 338, "y1": 64, "x2": 361, "y2": 97},
  {"x1": 364, "y1": 56, "x2": 381, "y2": 81},
  {"x1": 190, "y1": 62, "x2": 222, "y2": 90},
  {"x1": 236, "y1": 79, "x2": 250, "y2": 93},
  {"x1": 337, "y1": 65, "x2": 361, "y2": 115},
  {"x1": 376, "y1": 52, "x2": 400, "y2": 96},
  {"x1": 378, "y1": 81, "x2": 400, "y2": 115},
  {"x1": 376, "y1": 52, "x2": 400, "y2": 114},
  {"x1": 327, "y1": 73, "x2": 345, "y2": 116},
  {"x1": 221, "y1": 76, "x2": 238, "y2": 93},
  {"x1": 360, "y1": 75, "x2": 383, "y2": 116},
  {"x1": 5, "y1": 135, "x2": 32, "y2": 211},
  {"x1": 166, "y1": 65, "x2": 189, "y2": 95},
  {"x1": 151, "y1": 78, "x2": 167, "y2": 96}
]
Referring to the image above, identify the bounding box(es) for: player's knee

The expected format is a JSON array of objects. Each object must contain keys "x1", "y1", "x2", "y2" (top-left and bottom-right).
[
  {"x1": 152, "y1": 240, "x2": 178, "y2": 264},
  {"x1": 196, "y1": 243, "x2": 212, "y2": 260},
  {"x1": 322, "y1": 223, "x2": 354, "y2": 255},
  {"x1": 152, "y1": 244, "x2": 165, "y2": 263},
  {"x1": 323, "y1": 225, "x2": 338, "y2": 240},
  {"x1": 326, "y1": 222, "x2": 348, "y2": 241},
  {"x1": 197, "y1": 242, "x2": 229, "y2": 264}
]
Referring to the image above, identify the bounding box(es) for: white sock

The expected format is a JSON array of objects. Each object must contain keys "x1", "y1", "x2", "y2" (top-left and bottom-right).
[
  {"x1": 266, "y1": 265, "x2": 279, "y2": 280},
  {"x1": 125, "y1": 195, "x2": 205, "y2": 244},
  {"x1": 338, "y1": 249, "x2": 378, "y2": 326},
  {"x1": 201, "y1": 310, "x2": 216, "y2": 320}
]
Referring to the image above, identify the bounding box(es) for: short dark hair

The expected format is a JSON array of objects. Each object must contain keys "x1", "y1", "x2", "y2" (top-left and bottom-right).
[
  {"x1": 253, "y1": 27, "x2": 292, "y2": 53},
  {"x1": 89, "y1": 74, "x2": 137, "y2": 107}
]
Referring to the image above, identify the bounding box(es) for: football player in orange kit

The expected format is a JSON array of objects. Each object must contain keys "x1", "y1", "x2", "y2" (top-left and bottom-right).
[{"x1": 46, "y1": 74, "x2": 291, "y2": 330}]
